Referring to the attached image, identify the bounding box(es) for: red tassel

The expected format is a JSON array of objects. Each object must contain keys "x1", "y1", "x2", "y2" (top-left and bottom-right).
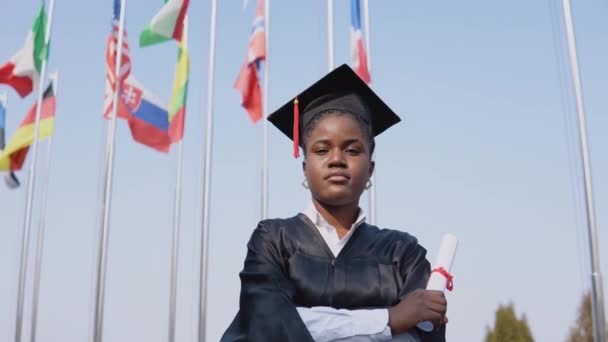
[{"x1": 293, "y1": 97, "x2": 300, "y2": 158}]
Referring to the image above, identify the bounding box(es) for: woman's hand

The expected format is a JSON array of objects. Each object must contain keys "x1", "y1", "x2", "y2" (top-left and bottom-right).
[{"x1": 387, "y1": 289, "x2": 447, "y2": 335}]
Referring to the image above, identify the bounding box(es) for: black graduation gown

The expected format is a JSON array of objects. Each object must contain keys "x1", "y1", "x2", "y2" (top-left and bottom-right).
[{"x1": 221, "y1": 214, "x2": 446, "y2": 342}]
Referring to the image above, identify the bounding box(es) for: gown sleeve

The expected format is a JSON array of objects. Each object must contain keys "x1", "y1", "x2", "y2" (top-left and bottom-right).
[
  {"x1": 396, "y1": 235, "x2": 447, "y2": 342},
  {"x1": 296, "y1": 306, "x2": 392, "y2": 342},
  {"x1": 221, "y1": 222, "x2": 315, "y2": 342}
]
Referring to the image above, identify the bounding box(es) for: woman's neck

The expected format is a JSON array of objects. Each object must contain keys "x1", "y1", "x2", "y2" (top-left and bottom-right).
[{"x1": 312, "y1": 199, "x2": 360, "y2": 237}]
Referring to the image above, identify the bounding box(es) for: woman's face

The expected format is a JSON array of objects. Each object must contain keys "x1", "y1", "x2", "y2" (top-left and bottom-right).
[{"x1": 303, "y1": 114, "x2": 374, "y2": 207}]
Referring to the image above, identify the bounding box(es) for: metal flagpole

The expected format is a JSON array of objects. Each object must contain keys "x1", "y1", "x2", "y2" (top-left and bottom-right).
[
  {"x1": 168, "y1": 16, "x2": 188, "y2": 342},
  {"x1": 0, "y1": 92, "x2": 6, "y2": 148},
  {"x1": 169, "y1": 144, "x2": 183, "y2": 342},
  {"x1": 561, "y1": 1, "x2": 606, "y2": 341},
  {"x1": 93, "y1": 0, "x2": 127, "y2": 341},
  {"x1": 198, "y1": 0, "x2": 217, "y2": 340},
  {"x1": 15, "y1": 0, "x2": 55, "y2": 340},
  {"x1": 261, "y1": 0, "x2": 270, "y2": 220},
  {"x1": 29, "y1": 71, "x2": 58, "y2": 342},
  {"x1": 362, "y1": 0, "x2": 377, "y2": 225},
  {"x1": 327, "y1": 0, "x2": 334, "y2": 71}
]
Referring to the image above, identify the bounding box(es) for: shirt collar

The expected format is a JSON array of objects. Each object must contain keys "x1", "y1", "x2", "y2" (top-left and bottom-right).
[{"x1": 303, "y1": 201, "x2": 367, "y2": 232}]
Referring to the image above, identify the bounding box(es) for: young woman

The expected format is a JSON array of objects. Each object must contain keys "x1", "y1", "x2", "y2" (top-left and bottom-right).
[{"x1": 221, "y1": 65, "x2": 447, "y2": 342}]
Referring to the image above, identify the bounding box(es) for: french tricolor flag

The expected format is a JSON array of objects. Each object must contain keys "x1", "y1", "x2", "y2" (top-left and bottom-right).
[{"x1": 350, "y1": 0, "x2": 371, "y2": 84}]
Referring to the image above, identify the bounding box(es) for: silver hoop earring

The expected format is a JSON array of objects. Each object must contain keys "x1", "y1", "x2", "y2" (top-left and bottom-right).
[
  {"x1": 302, "y1": 180, "x2": 309, "y2": 189},
  {"x1": 365, "y1": 179, "x2": 373, "y2": 190}
]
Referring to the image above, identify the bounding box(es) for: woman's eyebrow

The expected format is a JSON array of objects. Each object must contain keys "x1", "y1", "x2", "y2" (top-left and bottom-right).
[
  {"x1": 310, "y1": 139, "x2": 332, "y2": 146},
  {"x1": 341, "y1": 138, "x2": 364, "y2": 145},
  {"x1": 312, "y1": 138, "x2": 363, "y2": 144}
]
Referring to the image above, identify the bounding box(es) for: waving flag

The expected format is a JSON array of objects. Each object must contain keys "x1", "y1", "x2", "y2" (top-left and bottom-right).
[
  {"x1": 168, "y1": 40, "x2": 189, "y2": 142},
  {"x1": 0, "y1": 4, "x2": 48, "y2": 97},
  {"x1": 0, "y1": 83, "x2": 55, "y2": 171},
  {"x1": 140, "y1": 0, "x2": 189, "y2": 47},
  {"x1": 104, "y1": 0, "x2": 132, "y2": 119},
  {"x1": 0, "y1": 95, "x2": 20, "y2": 188},
  {"x1": 120, "y1": 77, "x2": 172, "y2": 153},
  {"x1": 350, "y1": 0, "x2": 370, "y2": 83},
  {"x1": 234, "y1": 0, "x2": 266, "y2": 123}
]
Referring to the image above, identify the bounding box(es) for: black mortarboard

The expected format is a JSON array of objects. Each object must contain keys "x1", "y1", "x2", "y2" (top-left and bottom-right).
[{"x1": 267, "y1": 64, "x2": 401, "y2": 158}]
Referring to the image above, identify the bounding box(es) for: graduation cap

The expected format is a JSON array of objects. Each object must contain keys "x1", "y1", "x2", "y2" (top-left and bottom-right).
[{"x1": 268, "y1": 64, "x2": 401, "y2": 158}]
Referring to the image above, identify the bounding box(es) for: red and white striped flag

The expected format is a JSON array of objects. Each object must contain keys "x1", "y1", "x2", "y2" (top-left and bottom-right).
[{"x1": 104, "y1": 0, "x2": 132, "y2": 119}]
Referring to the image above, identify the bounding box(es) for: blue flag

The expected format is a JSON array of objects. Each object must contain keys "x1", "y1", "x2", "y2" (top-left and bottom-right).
[
  {"x1": 0, "y1": 96, "x2": 21, "y2": 189},
  {"x1": 0, "y1": 95, "x2": 6, "y2": 149}
]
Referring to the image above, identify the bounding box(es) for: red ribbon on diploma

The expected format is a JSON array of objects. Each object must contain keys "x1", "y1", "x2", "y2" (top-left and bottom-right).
[{"x1": 431, "y1": 267, "x2": 454, "y2": 291}]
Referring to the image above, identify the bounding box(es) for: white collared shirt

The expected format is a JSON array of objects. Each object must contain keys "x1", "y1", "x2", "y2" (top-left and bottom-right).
[
  {"x1": 302, "y1": 203, "x2": 367, "y2": 257},
  {"x1": 296, "y1": 203, "x2": 420, "y2": 342}
]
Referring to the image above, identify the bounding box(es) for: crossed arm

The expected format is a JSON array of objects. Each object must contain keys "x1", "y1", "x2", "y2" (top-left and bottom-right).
[{"x1": 221, "y1": 224, "x2": 446, "y2": 342}]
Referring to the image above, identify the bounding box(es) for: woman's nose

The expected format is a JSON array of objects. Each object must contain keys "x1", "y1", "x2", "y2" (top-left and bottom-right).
[{"x1": 327, "y1": 149, "x2": 346, "y2": 167}]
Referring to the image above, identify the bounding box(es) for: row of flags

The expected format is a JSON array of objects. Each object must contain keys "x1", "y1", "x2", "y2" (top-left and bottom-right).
[
  {"x1": 104, "y1": 0, "x2": 190, "y2": 153},
  {"x1": 234, "y1": 0, "x2": 371, "y2": 125},
  {"x1": 0, "y1": 0, "x2": 190, "y2": 187},
  {"x1": 0, "y1": 0, "x2": 369, "y2": 187},
  {"x1": 0, "y1": 2, "x2": 51, "y2": 190}
]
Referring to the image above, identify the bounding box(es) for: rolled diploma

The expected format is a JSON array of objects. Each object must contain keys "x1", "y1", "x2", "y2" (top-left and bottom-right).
[{"x1": 416, "y1": 233, "x2": 458, "y2": 332}]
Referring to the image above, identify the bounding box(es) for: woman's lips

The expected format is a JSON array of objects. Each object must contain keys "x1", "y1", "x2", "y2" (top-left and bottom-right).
[{"x1": 325, "y1": 172, "x2": 350, "y2": 182}]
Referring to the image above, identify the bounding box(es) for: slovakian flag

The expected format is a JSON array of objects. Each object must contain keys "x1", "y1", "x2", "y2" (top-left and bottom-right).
[
  {"x1": 234, "y1": 0, "x2": 266, "y2": 123},
  {"x1": 139, "y1": 0, "x2": 189, "y2": 47},
  {"x1": 0, "y1": 4, "x2": 48, "y2": 98},
  {"x1": 350, "y1": 0, "x2": 370, "y2": 84},
  {"x1": 0, "y1": 83, "x2": 55, "y2": 172},
  {"x1": 104, "y1": 0, "x2": 132, "y2": 119},
  {"x1": 118, "y1": 77, "x2": 173, "y2": 153}
]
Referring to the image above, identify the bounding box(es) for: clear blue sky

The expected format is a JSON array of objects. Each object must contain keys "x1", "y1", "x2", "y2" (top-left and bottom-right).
[{"x1": 1, "y1": 0, "x2": 608, "y2": 341}]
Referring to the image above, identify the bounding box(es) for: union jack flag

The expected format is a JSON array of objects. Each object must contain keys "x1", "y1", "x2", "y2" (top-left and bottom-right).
[
  {"x1": 234, "y1": 0, "x2": 266, "y2": 123},
  {"x1": 104, "y1": 0, "x2": 132, "y2": 119},
  {"x1": 350, "y1": 0, "x2": 370, "y2": 83}
]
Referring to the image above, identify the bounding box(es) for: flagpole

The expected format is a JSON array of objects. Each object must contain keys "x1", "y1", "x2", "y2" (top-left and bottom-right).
[
  {"x1": 15, "y1": 0, "x2": 55, "y2": 341},
  {"x1": 362, "y1": 0, "x2": 377, "y2": 225},
  {"x1": 29, "y1": 71, "x2": 57, "y2": 342},
  {"x1": 198, "y1": 0, "x2": 217, "y2": 340},
  {"x1": 327, "y1": 0, "x2": 334, "y2": 71},
  {"x1": 93, "y1": 1, "x2": 127, "y2": 341},
  {"x1": 169, "y1": 141, "x2": 183, "y2": 342},
  {"x1": 261, "y1": 0, "x2": 270, "y2": 220},
  {"x1": 561, "y1": 1, "x2": 606, "y2": 341},
  {"x1": 168, "y1": 16, "x2": 188, "y2": 342}
]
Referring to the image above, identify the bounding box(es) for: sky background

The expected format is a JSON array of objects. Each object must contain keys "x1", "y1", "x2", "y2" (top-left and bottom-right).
[{"x1": 1, "y1": 0, "x2": 608, "y2": 341}]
